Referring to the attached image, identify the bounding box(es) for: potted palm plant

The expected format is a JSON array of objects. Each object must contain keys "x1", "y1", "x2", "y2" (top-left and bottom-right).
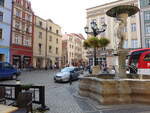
[{"x1": 83, "y1": 37, "x2": 110, "y2": 75}]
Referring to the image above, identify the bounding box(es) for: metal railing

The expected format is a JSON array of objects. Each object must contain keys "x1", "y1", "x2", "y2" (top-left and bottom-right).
[{"x1": 0, "y1": 84, "x2": 49, "y2": 111}]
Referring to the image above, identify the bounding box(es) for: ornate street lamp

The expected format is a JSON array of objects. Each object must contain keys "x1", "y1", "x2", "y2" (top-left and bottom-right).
[
  {"x1": 84, "y1": 21, "x2": 107, "y2": 66},
  {"x1": 84, "y1": 21, "x2": 107, "y2": 37}
]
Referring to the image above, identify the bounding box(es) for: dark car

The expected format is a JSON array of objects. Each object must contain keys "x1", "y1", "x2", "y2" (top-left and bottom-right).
[
  {"x1": 0, "y1": 62, "x2": 21, "y2": 79},
  {"x1": 54, "y1": 67, "x2": 80, "y2": 82}
]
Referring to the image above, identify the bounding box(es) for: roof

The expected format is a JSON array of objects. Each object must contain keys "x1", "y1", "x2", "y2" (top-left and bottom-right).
[
  {"x1": 67, "y1": 33, "x2": 85, "y2": 40},
  {"x1": 130, "y1": 48, "x2": 150, "y2": 53}
]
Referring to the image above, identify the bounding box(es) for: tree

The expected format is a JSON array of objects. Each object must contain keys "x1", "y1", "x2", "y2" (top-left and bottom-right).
[{"x1": 83, "y1": 37, "x2": 110, "y2": 66}]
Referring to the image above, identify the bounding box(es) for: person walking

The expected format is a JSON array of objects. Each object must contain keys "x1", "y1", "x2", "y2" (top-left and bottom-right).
[{"x1": 69, "y1": 74, "x2": 73, "y2": 85}]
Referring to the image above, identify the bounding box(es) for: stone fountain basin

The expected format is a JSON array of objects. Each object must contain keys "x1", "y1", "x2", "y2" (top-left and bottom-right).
[{"x1": 79, "y1": 76, "x2": 150, "y2": 105}]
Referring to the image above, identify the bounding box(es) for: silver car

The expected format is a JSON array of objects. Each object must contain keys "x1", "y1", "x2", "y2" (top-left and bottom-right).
[{"x1": 54, "y1": 67, "x2": 80, "y2": 82}]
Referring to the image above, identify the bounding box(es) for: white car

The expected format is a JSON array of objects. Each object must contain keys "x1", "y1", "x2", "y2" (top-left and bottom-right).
[{"x1": 54, "y1": 67, "x2": 80, "y2": 82}]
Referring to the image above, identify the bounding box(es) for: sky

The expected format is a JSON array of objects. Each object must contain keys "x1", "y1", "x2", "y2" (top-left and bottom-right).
[{"x1": 29, "y1": 0, "x2": 116, "y2": 37}]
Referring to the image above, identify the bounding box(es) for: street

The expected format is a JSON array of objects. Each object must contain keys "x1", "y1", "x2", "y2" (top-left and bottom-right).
[{"x1": 1, "y1": 70, "x2": 150, "y2": 113}]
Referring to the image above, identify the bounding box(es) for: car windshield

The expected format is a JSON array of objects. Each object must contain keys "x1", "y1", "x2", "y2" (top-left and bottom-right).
[{"x1": 61, "y1": 67, "x2": 74, "y2": 72}]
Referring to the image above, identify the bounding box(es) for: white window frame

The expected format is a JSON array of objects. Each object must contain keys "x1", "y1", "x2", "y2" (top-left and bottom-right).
[
  {"x1": 131, "y1": 23, "x2": 136, "y2": 32},
  {"x1": 145, "y1": 23, "x2": 150, "y2": 34},
  {"x1": 145, "y1": 38, "x2": 150, "y2": 48},
  {"x1": 15, "y1": 35, "x2": 20, "y2": 44},
  {"x1": 131, "y1": 40, "x2": 138, "y2": 48}
]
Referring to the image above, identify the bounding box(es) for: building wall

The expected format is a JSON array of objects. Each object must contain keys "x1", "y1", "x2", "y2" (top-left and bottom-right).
[
  {"x1": 139, "y1": 0, "x2": 150, "y2": 48},
  {"x1": 33, "y1": 16, "x2": 46, "y2": 68},
  {"x1": 0, "y1": 0, "x2": 12, "y2": 62},
  {"x1": 10, "y1": 0, "x2": 34, "y2": 68},
  {"x1": 62, "y1": 33, "x2": 86, "y2": 67},
  {"x1": 46, "y1": 19, "x2": 62, "y2": 68}
]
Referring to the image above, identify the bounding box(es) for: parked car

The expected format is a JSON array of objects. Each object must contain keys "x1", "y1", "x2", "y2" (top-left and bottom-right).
[
  {"x1": 54, "y1": 67, "x2": 80, "y2": 82},
  {"x1": 0, "y1": 62, "x2": 21, "y2": 80}
]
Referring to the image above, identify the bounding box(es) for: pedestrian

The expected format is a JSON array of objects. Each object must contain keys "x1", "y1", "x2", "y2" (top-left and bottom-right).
[{"x1": 69, "y1": 74, "x2": 73, "y2": 85}]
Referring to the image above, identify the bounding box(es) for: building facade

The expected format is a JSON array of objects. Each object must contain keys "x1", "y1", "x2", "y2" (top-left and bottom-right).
[
  {"x1": 86, "y1": 0, "x2": 141, "y2": 67},
  {"x1": 10, "y1": 0, "x2": 34, "y2": 68},
  {"x1": 62, "y1": 33, "x2": 87, "y2": 67},
  {"x1": 0, "y1": 0, "x2": 12, "y2": 62},
  {"x1": 46, "y1": 19, "x2": 62, "y2": 68},
  {"x1": 139, "y1": 0, "x2": 150, "y2": 48},
  {"x1": 33, "y1": 16, "x2": 46, "y2": 69}
]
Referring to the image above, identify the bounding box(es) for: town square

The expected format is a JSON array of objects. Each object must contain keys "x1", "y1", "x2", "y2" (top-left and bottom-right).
[{"x1": 1, "y1": 0, "x2": 150, "y2": 113}]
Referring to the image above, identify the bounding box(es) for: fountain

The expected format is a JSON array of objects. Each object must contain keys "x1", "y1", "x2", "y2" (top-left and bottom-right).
[{"x1": 79, "y1": 5, "x2": 150, "y2": 105}]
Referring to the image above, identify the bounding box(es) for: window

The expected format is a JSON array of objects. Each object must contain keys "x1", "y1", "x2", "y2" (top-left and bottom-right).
[
  {"x1": 49, "y1": 46, "x2": 52, "y2": 53},
  {"x1": 15, "y1": 21, "x2": 20, "y2": 29},
  {"x1": 56, "y1": 30, "x2": 59, "y2": 34},
  {"x1": 14, "y1": 34, "x2": 20, "y2": 44},
  {"x1": 145, "y1": 24, "x2": 150, "y2": 34},
  {"x1": 49, "y1": 36, "x2": 52, "y2": 41},
  {"x1": 0, "y1": 29, "x2": 2, "y2": 40},
  {"x1": 144, "y1": 11, "x2": 150, "y2": 20},
  {"x1": 145, "y1": 38, "x2": 150, "y2": 48},
  {"x1": 39, "y1": 21, "x2": 42, "y2": 27},
  {"x1": 0, "y1": 12, "x2": 3, "y2": 21},
  {"x1": 56, "y1": 47, "x2": 58, "y2": 54},
  {"x1": 23, "y1": 38, "x2": 31, "y2": 46},
  {"x1": 140, "y1": 0, "x2": 150, "y2": 7},
  {"x1": 131, "y1": 23, "x2": 136, "y2": 32},
  {"x1": 16, "y1": 10, "x2": 21, "y2": 17},
  {"x1": 26, "y1": 25, "x2": 31, "y2": 33},
  {"x1": 16, "y1": 0, "x2": 21, "y2": 4},
  {"x1": 27, "y1": 15, "x2": 31, "y2": 21},
  {"x1": 56, "y1": 38, "x2": 58, "y2": 44},
  {"x1": 39, "y1": 32, "x2": 42, "y2": 38},
  {"x1": 123, "y1": 40, "x2": 128, "y2": 48},
  {"x1": 131, "y1": 40, "x2": 138, "y2": 48},
  {"x1": 22, "y1": 23, "x2": 25, "y2": 31},
  {"x1": 39, "y1": 43, "x2": 42, "y2": 54},
  {"x1": 49, "y1": 26, "x2": 52, "y2": 31},
  {"x1": 0, "y1": 0, "x2": 4, "y2": 6}
]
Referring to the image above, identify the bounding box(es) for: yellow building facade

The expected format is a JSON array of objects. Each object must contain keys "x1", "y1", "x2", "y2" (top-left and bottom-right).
[
  {"x1": 86, "y1": 0, "x2": 141, "y2": 67},
  {"x1": 46, "y1": 19, "x2": 62, "y2": 68},
  {"x1": 33, "y1": 16, "x2": 46, "y2": 68}
]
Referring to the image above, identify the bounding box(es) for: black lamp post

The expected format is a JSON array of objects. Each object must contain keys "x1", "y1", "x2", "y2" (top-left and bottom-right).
[{"x1": 84, "y1": 21, "x2": 107, "y2": 66}]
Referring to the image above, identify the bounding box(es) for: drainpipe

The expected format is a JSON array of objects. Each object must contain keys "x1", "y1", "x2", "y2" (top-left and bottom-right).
[
  {"x1": 138, "y1": 0, "x2": 143, "y2": 48},
  {"x1": 45, "y1": 22, "x2": 48, "y2": 68},
  {"x1": 9, "y1": 1, "x2": 14, "y2": 64}
]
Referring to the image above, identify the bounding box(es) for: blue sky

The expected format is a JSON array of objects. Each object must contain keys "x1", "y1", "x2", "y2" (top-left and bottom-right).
[{"x1": 29, "y1": 0, "x2": 116, "y2": 36}]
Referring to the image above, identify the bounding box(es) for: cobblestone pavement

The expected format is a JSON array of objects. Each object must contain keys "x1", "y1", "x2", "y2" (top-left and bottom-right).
[{"x1": 1, "y1": 70, "x2": 150, "y2": 113}]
